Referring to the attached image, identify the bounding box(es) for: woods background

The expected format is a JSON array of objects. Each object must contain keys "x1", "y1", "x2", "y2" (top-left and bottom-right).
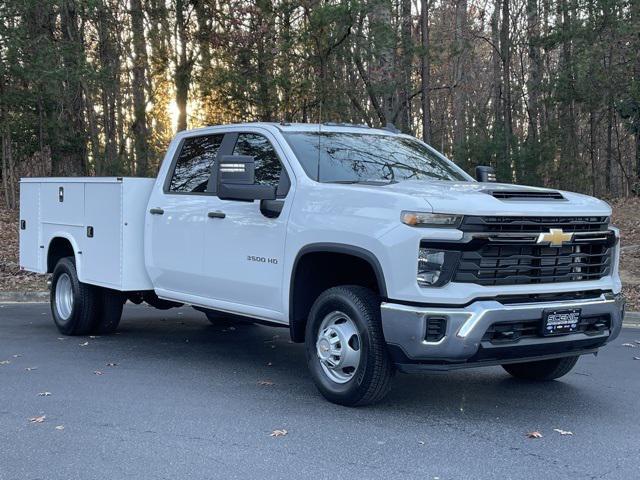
[{"x1": 1, "y1": 0, "x2": 640, "y2": 210}]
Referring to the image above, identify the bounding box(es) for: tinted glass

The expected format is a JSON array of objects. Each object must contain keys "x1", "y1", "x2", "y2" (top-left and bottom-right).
[
  {"x1": 169, "y1": 134, "x2": 224, "y2": 192},
  {"x1": 283, "y1": 132, "x2": 467, "y2": 183},
  {"x1": 233, "y1": 133, "x2": 282, "y2": 186}
]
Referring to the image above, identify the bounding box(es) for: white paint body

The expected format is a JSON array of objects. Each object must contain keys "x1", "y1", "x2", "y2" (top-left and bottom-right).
[{"x1": 19, "y1": 123, "x2": 621, "y2": 326}]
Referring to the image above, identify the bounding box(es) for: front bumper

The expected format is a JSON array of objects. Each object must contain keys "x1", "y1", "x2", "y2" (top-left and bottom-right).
[{"x1": 381, "y1": 293, "x2": 624, "y2": 372}]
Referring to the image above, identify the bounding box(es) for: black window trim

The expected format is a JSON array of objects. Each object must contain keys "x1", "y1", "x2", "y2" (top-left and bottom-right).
[
  {"x1": 162, "y1": 133, "x2": 226, "y2": 196},
  {"x1": 210, "y1": 130, "x2": 292, "y2": 200},
  {"x1": 162, "y1": 129, "x2": 294, "y2": 199}
]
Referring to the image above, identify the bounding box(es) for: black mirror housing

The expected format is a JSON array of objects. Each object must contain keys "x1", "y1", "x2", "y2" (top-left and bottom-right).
[
  {"x1": 217, "y1": 155, "x2": 277, "y2": 201},
  {"x1": 475, "y1": 166, "x2": 497, "y2": 183}
]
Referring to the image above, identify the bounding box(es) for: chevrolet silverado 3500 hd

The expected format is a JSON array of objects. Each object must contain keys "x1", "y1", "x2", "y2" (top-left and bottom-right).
[{"x1": 19, "y1": 123, "x2": 624, "y2": 406}]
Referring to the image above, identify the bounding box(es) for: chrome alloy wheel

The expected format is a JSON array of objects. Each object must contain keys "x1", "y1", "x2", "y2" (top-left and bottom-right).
[
  {"x1": 316, "y1": 311, "x2": 362, "y2": 384},
  {"x1": 55, "y1": 273, "x2": 74, "y2": 321}
]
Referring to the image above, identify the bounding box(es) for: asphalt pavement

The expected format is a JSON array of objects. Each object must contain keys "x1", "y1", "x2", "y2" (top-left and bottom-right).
[{"x1": 1, "y1": 303, "x2": 639, "y2": 480}]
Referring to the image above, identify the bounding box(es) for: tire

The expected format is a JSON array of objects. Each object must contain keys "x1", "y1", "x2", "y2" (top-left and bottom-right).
[
  {"x1": 93, "y1": 288, "x2": 125, "y2": 334},
  {"x1": 502, "y1": 356, "x2": 579, "y2": 381},
  {"x1": 305, "y1": 286, "x2": 394, "y2": 406},
  {"x1": 50, "y1": 257, "x2": 100, "y2": 336}
]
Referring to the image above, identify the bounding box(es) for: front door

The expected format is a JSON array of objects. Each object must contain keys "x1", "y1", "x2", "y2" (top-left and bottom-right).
[
  {"x1": 145, "y1": 133, "x2": 224, "y2": 298},
  {"x1": 202, "y1": 131, "x2": 293, "y2": 316}
]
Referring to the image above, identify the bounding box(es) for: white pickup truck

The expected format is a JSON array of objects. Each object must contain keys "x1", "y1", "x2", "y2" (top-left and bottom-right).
[{"x1": 19, "y1": 122, "x2": 624, "y2": 405}]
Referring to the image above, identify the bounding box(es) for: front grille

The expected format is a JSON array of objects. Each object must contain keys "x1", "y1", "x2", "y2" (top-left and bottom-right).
[
  {"x1": 444, "y1": 215, "x2": 615, "y2": 286},
  {"x1": 454, "y1": 241, "x2": 612, "y2": 286},
  {"x1": 482, "y1": 315, "x2": 610, "y2": 345},
  {"x1": 460, "y1": 216, "x2": 609, "y2": 233}
]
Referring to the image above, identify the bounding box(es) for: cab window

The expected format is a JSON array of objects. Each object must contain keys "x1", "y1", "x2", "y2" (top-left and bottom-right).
[
  {"x1": 232, "y1": 133, "x2": 283, "y2": 187},
  {"x1": 169, "y1": 134, "x2": 224, "y2": 193}
]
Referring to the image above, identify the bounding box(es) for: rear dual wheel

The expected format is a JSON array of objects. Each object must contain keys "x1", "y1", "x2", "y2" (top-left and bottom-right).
[{"x1": 50, "y1": 257, "x2": 125, "y2": 336}]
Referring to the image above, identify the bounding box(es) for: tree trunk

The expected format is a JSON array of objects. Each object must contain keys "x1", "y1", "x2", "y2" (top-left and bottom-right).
[
  {"x1": 58, "y1": 0, "x2": 87, "y2": 176},
  {"x1": 491, "y1": 0, "x2": 502, "y2": 169},
  {"x1": 420, "y1": 0, "x2": 432, "y2": 143},
  {"x1": 452, "y1": 0, "x2": 468, "y2": 161},
  {"x1": 130, "y1": 0, "x2": 149, "y2": 176},
  {"x1": 398, "y1": 0, "x2": 412, "y2": 133},
  {"x1": 526, "y1": 0, "x2": 541, "y2": 179},
  {"x1": 500, "y1": 0, "x2": 512, "y2": 175},
  {"x1": 368, "y1": 0, "x2": 395, "y2": 126},
  {"x1": 175, "y1": 0, "x2": 193, "y2": 132}
]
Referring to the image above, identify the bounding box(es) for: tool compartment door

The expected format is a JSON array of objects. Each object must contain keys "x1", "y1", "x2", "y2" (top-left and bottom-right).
[
  {"x1": 82, "y1": 182, "x2": 123, "y2": 288},
  {"x1": 19, "y1": 182, "x2": 41, "y2": 272}
]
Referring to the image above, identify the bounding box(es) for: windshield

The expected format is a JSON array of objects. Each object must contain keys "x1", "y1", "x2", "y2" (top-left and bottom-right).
[{"x1": 283, "y1": 132, "x2": 468, "y2": 183}]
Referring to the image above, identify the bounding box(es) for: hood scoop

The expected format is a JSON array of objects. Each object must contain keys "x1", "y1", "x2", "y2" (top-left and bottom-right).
[{"x1": 485, "y1": 189, "x2": 565, "y2": 201}]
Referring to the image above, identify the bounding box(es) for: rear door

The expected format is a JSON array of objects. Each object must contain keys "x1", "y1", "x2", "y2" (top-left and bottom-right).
[
  {"x1": 145, "y1": 133, "x2": 224, "y2": 297},
  {"x1": 201, "y1": 130, "x2": 293, "y2": 314}
]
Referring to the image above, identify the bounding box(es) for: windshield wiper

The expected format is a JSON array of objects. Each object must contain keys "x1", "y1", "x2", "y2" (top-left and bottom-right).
[{"x1": 326, "y1": 180, "x2": 397, "y2": 185}]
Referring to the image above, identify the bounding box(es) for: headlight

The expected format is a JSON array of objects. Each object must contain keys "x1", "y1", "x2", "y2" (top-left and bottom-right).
[
  {"x1": 417, "y1": 248, "x2": 459, "y2": 287},
  {"x1": 401, "y1": 211, "x2": 462, "y2": 228}
]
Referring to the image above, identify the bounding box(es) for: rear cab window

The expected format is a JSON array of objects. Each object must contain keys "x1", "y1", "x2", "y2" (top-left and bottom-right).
[{"x1": 168, "y1": 134, "x2": 224, "y2": 193}]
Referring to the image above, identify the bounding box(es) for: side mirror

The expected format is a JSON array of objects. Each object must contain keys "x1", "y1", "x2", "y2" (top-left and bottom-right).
[
  {"x1": 217, "y1": 155, "x2": 277, "y2": 201},
  {"x1": 475, "y1": 166, "x2": 497, "y2": 183}
]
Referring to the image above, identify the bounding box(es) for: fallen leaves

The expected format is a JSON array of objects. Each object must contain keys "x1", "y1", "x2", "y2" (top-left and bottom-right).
[
  {"x1": 269, "y1": 429, "x2": 288, "y2": 437},
  {"x1": 29, "y1": 415, "x2": 46, "y2": 424},
  {"x1": 553, "y1": 428, "x2": 573, "y2": 436},
  {"x1": 37, "y1": 392, "x2": 52, "y2": 397},
  {"x1": 527, "y1": 431, "x2": 543, "y2": 439}
]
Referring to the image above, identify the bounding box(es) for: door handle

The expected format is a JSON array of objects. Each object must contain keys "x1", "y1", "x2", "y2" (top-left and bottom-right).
[
  {"x1": 149, "y1": 208, "x2": 164, "y2": 215},
  {"x1": 207, "y1": 211, "x2": 226, "y2": 219}
]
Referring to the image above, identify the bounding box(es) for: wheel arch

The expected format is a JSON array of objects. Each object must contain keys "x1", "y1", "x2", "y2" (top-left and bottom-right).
[
  {"x1": 288, "y1": 243, "x2": 387, "y2": 343},
  {"x1": 46, "y1": 234, "x2": 80, "y2": 274}
]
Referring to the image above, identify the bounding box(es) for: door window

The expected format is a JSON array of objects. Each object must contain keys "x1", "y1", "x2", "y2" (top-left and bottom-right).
[
  {"x1": 169, "y1": 134, "x2": 224, "y2": 193},
  {"x1": 232, "y1": 133, "x2": 283, "y2": 187}
]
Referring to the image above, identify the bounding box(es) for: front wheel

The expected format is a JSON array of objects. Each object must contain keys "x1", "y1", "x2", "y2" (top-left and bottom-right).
[
  {"x1": 305, "y1": 286, "x2": 394, "y2": 406},
  {"x1": 502, "y1": 356, "x2": 579, "y2": 381}
]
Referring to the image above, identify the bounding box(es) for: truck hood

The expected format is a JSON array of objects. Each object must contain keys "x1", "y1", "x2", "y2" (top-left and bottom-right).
[{"x1": 375, "y1": 180, "x2": 612, "y2": 216}]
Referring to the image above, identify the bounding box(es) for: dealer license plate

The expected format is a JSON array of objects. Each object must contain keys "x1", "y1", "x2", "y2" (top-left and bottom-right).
[{"x1": 542, "y1": 309, "x2": 582, "y2": 336}]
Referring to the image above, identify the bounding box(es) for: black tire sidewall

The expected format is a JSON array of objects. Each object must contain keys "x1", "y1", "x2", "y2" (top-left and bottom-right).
[
  {"x1": 305, "y1": 288, "x2": 378, "y2": 404},
  {"x1": 50, "y1": 258, "x2": 83, "y2": 335}
]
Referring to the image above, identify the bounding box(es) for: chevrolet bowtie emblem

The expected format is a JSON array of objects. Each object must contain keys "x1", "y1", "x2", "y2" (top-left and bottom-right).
[{"x1": 536, "y1": 228, "x2": 573, "y2": 246}]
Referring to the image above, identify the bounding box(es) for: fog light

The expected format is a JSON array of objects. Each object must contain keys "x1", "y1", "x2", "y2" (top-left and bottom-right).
[{"x1": 418, "y1": 249, "x2": 446, "y2": 286}]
